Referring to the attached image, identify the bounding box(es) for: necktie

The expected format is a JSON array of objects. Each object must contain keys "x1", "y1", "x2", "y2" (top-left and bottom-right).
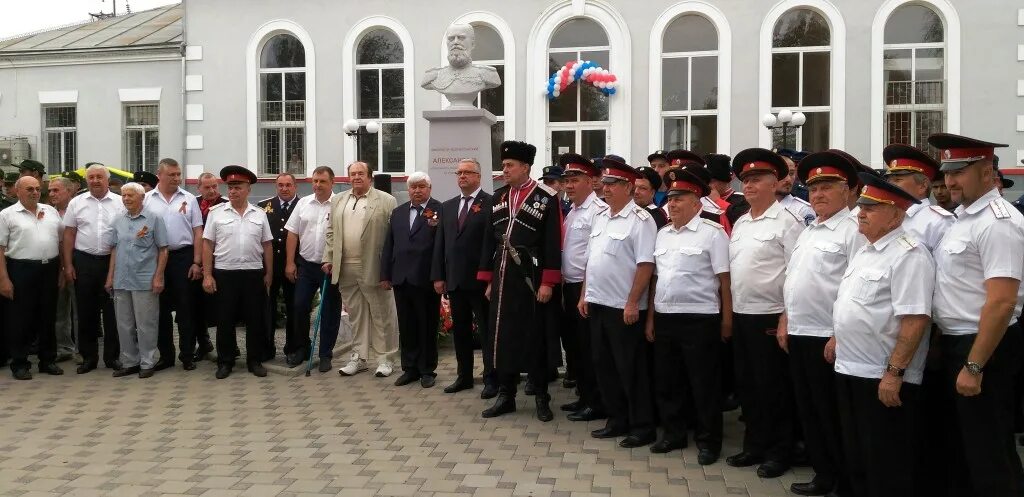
[
  {"x1": 458, "y1": 196, "x2": 472, "y2": 229},
  {"x1": 412, "y1": 204, "x2": 421, "y2": 229}
]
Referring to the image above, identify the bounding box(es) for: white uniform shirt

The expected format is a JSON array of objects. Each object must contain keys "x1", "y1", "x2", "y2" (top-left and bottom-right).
[
  {"x1": 284, "y1": 194, "x2": 334, "y2": 263},
  {"x1": 64, "y1": 190, "x2": 125, "y2": 255},
  {"x1": 562, "y1": 192, "x2": 607, "y2": 283},
  {"x1": 833, "y1": 228, "x2": 935, "y2": 384},
  {"x1": 933, "y1": 188, "x2": 1024, "y2": 335},
  {"x1": 653, "y1": 215, "x2": 730, "y2": 314},
  {"x1": 144, "y1": 187, "x2": 203, "y2": 250},
  {"x1": 584, "y1": 200, "x2": 657, "y2": 310},
  {"x1": 730, "y1": 201, "x2": 804, "y2": 314},
  {"x1": 202, "y1": 203, "x2": 274, "y2": 271},
  {"x1": 902, "y1": 197, "x2": 953, "y2": 252},
  {"x1": 0, "y1": 202, "x2": 62, "y2": 261},
  {"x1": 780, "y1": 194, "x2": 816, "y2": 225},
  {"x1": 784, "y1": 207, "x2": 865, "y2": 337}
]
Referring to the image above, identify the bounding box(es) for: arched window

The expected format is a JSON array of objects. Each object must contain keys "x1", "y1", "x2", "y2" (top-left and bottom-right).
[
  {"x1": 259, "y1": 33, "x2": 306, "y2": 175},
  {"x1": 355, "y1": 28, "x2": 406, "y2": 173},
  {"x1": 660, "y1": 14, "x2": 718, "y2": 154},
  {"x1": 770, "y1": 8, "x2": 831, "y2": 151},
  {"x1": 883, "y1": 4, "x2": 945, "y2": 155},
  {"x1": 547, "y1": 18, "x2": 609, "y2": 167},
  {"x1": 466, "y1": 23, "x2": 507, "y2": 171}
]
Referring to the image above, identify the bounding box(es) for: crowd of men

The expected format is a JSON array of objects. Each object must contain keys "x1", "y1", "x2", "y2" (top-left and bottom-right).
[{"x1": 0, "y1": 130, "x2": 1023, "y2": 497}]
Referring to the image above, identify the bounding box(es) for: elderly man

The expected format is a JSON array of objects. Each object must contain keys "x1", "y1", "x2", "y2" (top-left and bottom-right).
[
  {"x1": 191, "y1": 172, "x2": 228, "y2": 360},
  {"x1": 285, "y1": 166, "x2": 339, "y2": 371},
  {"x1": 202, "y1": 166, "x2": 273, "y2": 379},
  {"x1": 0, "y1": 176, "x2": 64, "y2": 379},
  {"x1": 258, "y1": 173, "x2": 299, "y2": 361},
  {"x1": 145, "y1": 158, "x2": 203, "y2": 371},
  {"x1": 323, "y1": 162, "x2": 399, "y2": 377},
  {"x1": 106, "y1": 183, "x2": 168, "y2": 378},
  {"x1": 779, "y1": 151, "x2": 863, "y2": 496},
  {"x1": 882, "y1": 145, "x2": 953, "y2": 251},
  {"x1": 833, "y1": 173, "x2": 934, "y2": 496},
  {"x1": 929, "y1": 133, "x2": 1024, "y2": 497},
  {"x1": 62, "y1": 164, "x2": 125, "y2": 374},
  {"x1": 727, "y1": 148, "x2": 805, "y2": 478},
  {"x1": 48, "y1": 176, "x2": 78, "y2": 361}
]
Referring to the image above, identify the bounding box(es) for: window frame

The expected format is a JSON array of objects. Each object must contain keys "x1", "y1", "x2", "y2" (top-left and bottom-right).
[
  {"x1": 258, "y1": 34, "x2": 307, "y2": 176},
  {"x1": 355, "y1": 29, "x2": 406, "y2": 174},
  {"x1": 42, "y1": 105, "x2": 77, "y2": 174},
  {"x1": 545, "y1": 25, "x2": 611, "y2": 163},
  {"x1": 659, "y1": 37, "x2": 719, "y2": 153},
  {"x1": 881, "y1": 10, "x2": 946, "y2": 153},
  {"x1": 769, "y1": 11, "x2": 832, "y2": 151},
  {"x1": 122, "y1": 103, "x2": 160, "y2": 173}
]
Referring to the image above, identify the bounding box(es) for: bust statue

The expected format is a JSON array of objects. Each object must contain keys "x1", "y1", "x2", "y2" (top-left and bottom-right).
[{"x1": 422, "y1": 24, "x2": 502, "y2": 110}]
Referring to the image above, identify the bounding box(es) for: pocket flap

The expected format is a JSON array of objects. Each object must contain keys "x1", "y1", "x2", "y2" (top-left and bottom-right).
[
  {"x1": 943, "y1": 239, "x2": 968, "y2": 255},
  {"x1": 753, "y1": 232, "x2": 777, "y2": 242},
  {"x1": 859, "y1": 269, "x2": 885, "y2": 282},
  {"x1": 814, "y1": 241, "x2": 841, "y2": 253},
  {"x1": 678, "y1": 246, "x2": 702, "y2": 255},
  {"x1": 590, "y1": 229, "x2": 602, "y2": 238},
  {"x1": 608, "y1": 232, "x2": 627, "y2": 240}
]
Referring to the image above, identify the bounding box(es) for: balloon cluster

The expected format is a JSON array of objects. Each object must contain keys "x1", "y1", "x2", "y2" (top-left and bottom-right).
[{"x1": 545, "y1": 60, "x2": 618, "y2": 100}]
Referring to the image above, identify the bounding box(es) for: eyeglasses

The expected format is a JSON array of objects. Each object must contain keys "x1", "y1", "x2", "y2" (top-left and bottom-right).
[{"x1": 456, "y1": 171, "x2": 480, "y2": 176}]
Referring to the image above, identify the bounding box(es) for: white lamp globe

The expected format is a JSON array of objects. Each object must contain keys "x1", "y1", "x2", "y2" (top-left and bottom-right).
[
  {"x1": 791, "y1": 112, "x2": 807, "y2": 126},
  {"x1": 762, "y1": 113, "x2": 778, "y2": 128},
  {"x1": 343, "y1": 119, "x2": 360, "y2": 134},
  {"x1": 365, "y1": 121, "x2": 381, "y2": 134},
  {"x1": 777, "y1": 109, "x2": 793, "y2": 124}
]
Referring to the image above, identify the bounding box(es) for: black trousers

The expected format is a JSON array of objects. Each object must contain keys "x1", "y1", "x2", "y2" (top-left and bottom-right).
[
  {"x1": 448, "y1": 286, "x2": 492, "y2": 383},
  {"x1": 266, "y1": 265, "x2": 295, "y2": 356},
  {"x1": 73, "y1": 250, "x2": 119, "y2": 367},
  {"x1": 732, "y1": 312, "x2": 794, "y2": 461},
  {"x1": 4, "y1": 259, "x2": 59, "y2": 370},
  {"x1": 564, "y1": 282, "x2": 603, "y2": 410},
  {"x1": 214, "y1": 269, "x2": 266, "y2": 366},
  {"x1": 653, "y1": 312, "x2": 722, "y2": 451},
  {"x1": 190, "y1": 278, "x2": 214, "y2": 349},
  {"x1": 395, "y1": 283, "x2": 441, "y2": 376},
  {"x1": 291, "y1": 257, "x2": 341, "y2": 359},
  {"x1": 158, "y1": 247, "x2": 197, "y2": 364},
  {"x1": 941, "y1": 328, "x2": 1024, "y2": 497},
  {"x1": 789, "y1": 335, "x2": 844, "y2": 490},
  {"x1": 835, "y1": 373, "x2": 920, "y2": 497},
  {"x1": 559, "y1": 283, "x2": 580, "y2": 382},
  {"x1": 590, "y1": 303, "x2": 654, "y2": 435}
]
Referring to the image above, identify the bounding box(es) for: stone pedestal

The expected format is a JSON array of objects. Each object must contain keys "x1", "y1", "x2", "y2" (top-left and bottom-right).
[{"x1": 423, "y1": 108, "x2": 496, "y2": 202}]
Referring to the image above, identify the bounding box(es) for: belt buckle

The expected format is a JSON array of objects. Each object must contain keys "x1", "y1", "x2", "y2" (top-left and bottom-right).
[{"x1": 40, "y1": 258, "x2": 50, "y2": 265}]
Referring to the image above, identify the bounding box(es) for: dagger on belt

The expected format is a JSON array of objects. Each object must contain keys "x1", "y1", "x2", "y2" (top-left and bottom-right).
[{"x1": 502, "y1": 233, "x2": 536, "y2": 294}]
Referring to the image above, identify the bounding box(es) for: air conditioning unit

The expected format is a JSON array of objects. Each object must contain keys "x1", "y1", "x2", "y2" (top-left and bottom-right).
[
  {"x1": 0, "y1": 148, "x2": 11, "y2": 166},
  {"x1": 0, "y1": 137, "x2": 31, "y2": 166}
]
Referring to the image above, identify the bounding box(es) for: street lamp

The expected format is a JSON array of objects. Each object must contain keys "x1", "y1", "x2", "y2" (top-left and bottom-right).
[
  {"x1": 343, "y1": 119, "x2": 380, "y2": 161},
  {"x1": 762, "y1": 109, "x2": 806, "y2": 151}
]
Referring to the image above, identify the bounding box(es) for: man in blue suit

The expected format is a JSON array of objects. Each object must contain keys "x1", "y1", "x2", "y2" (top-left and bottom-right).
[{"x1": 381, "y1": 172, "x2": 443, "y2": 388}]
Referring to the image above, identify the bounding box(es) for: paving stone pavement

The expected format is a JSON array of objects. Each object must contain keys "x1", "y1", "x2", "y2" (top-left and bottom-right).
[{"x1": 0, "y1": 340, "x2": 821, "y2": 497}]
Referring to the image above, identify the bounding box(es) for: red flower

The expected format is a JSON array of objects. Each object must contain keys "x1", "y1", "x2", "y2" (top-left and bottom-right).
[{"x1": 471, "y1": 204, "x2": 481, "y2": 213}]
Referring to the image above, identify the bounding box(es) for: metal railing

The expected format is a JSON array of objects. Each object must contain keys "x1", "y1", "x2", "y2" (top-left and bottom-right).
[
  {"x1": 259, "y1": 100, "x2": 305, "y2": 124},
  {"x1": 885, "y1": 80, "x2": 944, "y2": 107}
]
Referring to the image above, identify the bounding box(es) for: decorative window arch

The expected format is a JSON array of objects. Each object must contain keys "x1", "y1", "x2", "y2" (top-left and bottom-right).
[
  {"x1": 527, "y1": 0, "x2": 630, "y2": 170},
  {"x1": 246, "y1": 20, "x2": 317, "y2": 175},
  {"x1": 648, "y1": 1, "x2": 732, "y2": 156},
  {"x1": 871, "y1": 0, "x2": 960, "y2": 166},
  {"x1": 342, "y1": 16, "x2": 416, "y2": 174},
  {"x1": 446, "y1": 12, "x2": 517, "y2": 171},
  {"x1": 758, "y1": 0, "x2": 845, "y2": 151}
]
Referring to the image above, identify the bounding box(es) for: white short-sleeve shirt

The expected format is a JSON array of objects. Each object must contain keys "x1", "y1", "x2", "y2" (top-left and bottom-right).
[
  {"x1": 584, "y1": 200, "x2": 657, "y2": 310},
  {"x1": 64, "y1": 190, "x2": 125, "y2": 255},
  {"x1": 283, "y1": 194, "x2": 334, "y2": 263},
  {"x1": 784, "y1": 207, "x2": 865, "y2": 337},
  {"x1": 562, "y1": 192, "x2": 607, "y2": 283},
  {"x1": 833, "y1": 228, "x2": 935, "y2": 384},
  {"x1": 780, "y1": 194, "x2": 816, "y2": 225},
  {"x1": 202, "y1": 203, "x2": 274, "y2": 271},
  {"x1": 0, "y1": 202, "x2": 62, "y2": 261},
  {"x1": 902, "y1": 197, "x2": 954, "y2": 252},
  {"x1": 653, "y1": 215, "x2": 730, "y2": 314},
  {"x1": 144, "y1": 187, "x2": 203, "y2": 251},
  {"x1": 730, "y1": 201, "x2": 805, "y2": 314},
  {"x1": 933, "y1": 188, "x2": 1024, "y2": 335}
]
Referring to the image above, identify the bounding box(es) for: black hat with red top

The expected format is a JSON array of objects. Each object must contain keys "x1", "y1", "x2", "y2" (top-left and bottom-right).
[
  {"x1": 600, "y1": 155, "x2": 641, "y2": 184},
  {"x1": 798, "y1": 151, "x2": 858, "y2": 188},
  {"x1": 731, "y1": 148, "x2": 788, "y2": 180},
  {"x1": 559, "y1": 153, "x2": 599, "y2": 177},
  {"x1": 883, "y1": 144, "x2": 941, "y2": 181},
  {"x1": 666, "y1": 149, "x2": 705, "y2": 169},
  {"x1": 220, "y1": 165, "x2": 257, "y2": 184},
  {"x1": 857, "y1": 172, "x2": 920, "y2": 211},
  {"x1": 663, "y1": 167, "x2": 710, "y2": 198},
  {"x1": 927, "y1": 133, "x2": 1008, "y2": 172}
]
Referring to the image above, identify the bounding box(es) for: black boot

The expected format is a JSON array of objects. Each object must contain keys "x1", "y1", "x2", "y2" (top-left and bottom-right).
[
  {"x1": 535, "y1": 395, "x2": 553, "y2": 422},
  {"x1": 482, "y1": 393, "x2": 516, "y2": 418}
]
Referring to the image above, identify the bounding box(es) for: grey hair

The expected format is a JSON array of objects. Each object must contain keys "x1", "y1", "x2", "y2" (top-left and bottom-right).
[
  {"x1": 86, "y1": 164, "x2": 110, "y2": 179},
  {"x1": 48, "y1": 177, "x2": 77, "y2": 191},
  {"x1": 407, "y1": 171, "x2": 431, "y2": 186},
  {"x1": 458, "y1": 158, "x2": 481, "y2": 173},
  {"x1": 120, "y1": 182, "x2": 146, "y2": 196},
  {"x1": 197, "y1": 172, "x2": 218, "y2": 182},
  {"x1": 908, "y1": 172, "x2": 930, "y2": 187}
]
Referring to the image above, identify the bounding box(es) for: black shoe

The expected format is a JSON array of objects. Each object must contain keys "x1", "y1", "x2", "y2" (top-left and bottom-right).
[
  {"x1": 420, "y1": 375, "x2": 436, "y2": 388},
  {"x1": 194, "y1": 342, "x2": 214, "y2": 361},
  {"x1": 76, "y1": 362, "x2": 97, "y2": 374},
  {"x1": 153, "y1": 359, "x2": 174, "y2": 371},
  {"x1": 560, "y1": 400, "x2": 583, "y2": 412},
  {"x1": 562, "y1": 378, "x2": 577, "y2": 389},
  {"x1": 480, "y1": 383, "x2": 499, "y2": 399},
  {"x1": 697, "y1": 448, "x2": 720, "y2": 466},
  {"x1": 567, "y1": 407, "x2": 607, "y2": 422},
  {"x1": 182, "y1": 361, "x2": 196, "y2": 371},
  {"x1": 524, "y1": 378, "x2": 536, "y2": 396},
  {"x1": 536, "y1": 398, "x2": 554, "y2": 422},
  {"x1": 726, "y1": 451, "x2": 764, "y2": 468},
  {"x1": 619, "y1": 432, "x2": 656, "y2": 449},
  {"x1": 112, "y1": 365, "x2": 141, "y2": 377},
  {"x1": 286, "y1": 351, "x2": 306, "y2": 368},
  {"x1": 12, "y1": 368, "x2": 31, "y2": 380},
  {"x1": 722, "y1": 394, "x2": 740, "y2": 412},
  {"x1": 394, "y1": 371, "x2": 421, "y2": 386},
  {"x1": 444, "y1": 377, "x2": 473, "y2": 393},
  {"x1": 39, "y1": 363, "x2": 64, "y2": 376},
  {"x1": 756, "y1": 460, "x2": 790, "y2": 478},
  {"x1": 248, "y1": 362, "x2": 267, "y2": 377},
  {"x1": 215, "y1": 364, "x2": 232, "y2": 379},
  {"x1": 481, "y1": 395, "x2": 516, "y2": 418},
  {"x1": 318, "y1": 358, "x2": 332, "y2": 373},
  {"x1": 791, "y1": 478, "x2": 835, "y2": 496},
  {"x1": 591, "y1": 425, "x2": 629, "y2": 439},
  {"x1": 139, "y1": 368, "x2": 155, "y2": 379},
  {"x1": 106, "y1": 360, "x2": 123, "y2": 370},
  {"x1": 649, "y1": 438, "x2": 687, "y2": 453}
]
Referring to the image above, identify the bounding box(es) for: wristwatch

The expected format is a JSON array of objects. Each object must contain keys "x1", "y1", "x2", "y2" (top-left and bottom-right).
[
  {"x1": 965, "y1": 361, "x2": 984, "y2": 375},
  {"x1": 885, "y1": 364, "x2": 905, "y2": 377}
]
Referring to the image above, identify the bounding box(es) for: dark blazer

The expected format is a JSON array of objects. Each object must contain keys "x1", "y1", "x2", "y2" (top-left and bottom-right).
[
  {"x1": 431, "y1": 190, "x2": 492, "y2": 292},
  {"x1": 196, "y1": 194, "x2": 227, "y2": 224},
  {"x1": 256, "y1": 196, "x2": 299, "y2": 271},
  {"x1": 381, "y1": 197, "x2": 443, "y2": 287}
]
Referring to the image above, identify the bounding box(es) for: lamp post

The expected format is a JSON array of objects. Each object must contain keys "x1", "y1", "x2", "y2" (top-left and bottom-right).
[
  {"x1": 343, "y1": 119, "x2": 380, "y2": 162},
  {"x1": 762, "y1": 109, "x2": 806, "y2": 151}
]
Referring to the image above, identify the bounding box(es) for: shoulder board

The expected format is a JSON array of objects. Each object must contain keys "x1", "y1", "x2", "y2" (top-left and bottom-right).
[
  {"x1": 990, "y1": 199, "x2": 1012, "y2": 220},
  {"x1": 897, "y1": 235, "x2": 919, "y2": 251},
  {"x1": 782, "y1": 206, "x2": 803, "y2": 223},
  {"x1": 793, "y1": 196, "x2": 811, "y2": 206},
  {"x1": 702, "y1": 204, "x2": 723, "y2": 215},
  {"x1": 594, "y1": 203, "x2": 610, "y2": 213},
  {"x1": 701, "y1": 218, "x2": 724, "y2": 230},
  {"x1": 257, "y1": 197, "x2": 274, "y2": 206},
  {"x1": 633, "y1": 206, "x2": 652, "y2": 221},
  {"x1": 929, "y1": 205, "x2": 954, "y2": 217},
  {"x1": 535, "y1": 183, "x2": 556, "y2": 196},
  {"x1": 209, "y1": 202, "x2": 229, "y2": 212}
]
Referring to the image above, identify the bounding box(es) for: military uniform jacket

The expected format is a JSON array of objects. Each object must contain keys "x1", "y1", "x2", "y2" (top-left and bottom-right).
[
  {"x1": 257, "y1": 196, "x2": 299, "y2": 277},
  {"x1": 478, "y1": 180, "x2": 562, "y2": 372}
]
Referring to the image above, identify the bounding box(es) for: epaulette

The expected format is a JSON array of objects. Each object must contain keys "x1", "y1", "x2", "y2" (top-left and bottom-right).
[
  {"x1": 535, "y1": 182, "x2": 556, "y2": 196},
  {"x1": 701, "y1": 218, "x2": 724, "y2": 230},
  {"x1": 702, "y1": 204, "x2": 723, "y2": 215},
  {"x1": 782, "y1": 206, "x2": 803, "y2": 223},
  {"x1": 897, "y1": 235, "x2": 919, "y2": 251},
  {"x1": 990, "y1": 199, "x2": 1011, "y2": 220},
  {"x1": 929, "y1": 205, "x2": 954, "y2": 217},
  {"x1": 594, "y1": 203, "x2": 610, "y2": 213},
  {"x1": 257, "y1": 197, "x2": 274, "y2": 206},
  {"x1": 209, "y1": 202, "x2": 229, "y2": 212},
  {"x1": 633, "y1": 205, "x2": 651, "y2": 221},
  {"x1": 792, "y1": 196, "x2": 811, "y2": 206}
]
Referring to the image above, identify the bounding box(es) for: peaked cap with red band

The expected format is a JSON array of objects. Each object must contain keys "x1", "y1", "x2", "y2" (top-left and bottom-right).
[
  {"x1": 883, "y1": 144, "x2": 941, "y2": 181},
  {"x1": 926, "y1": 133, "x2": 1008, "y2": 172},
  {"x1": 558, "y1": 153, "x2": 599, "y2": 177},
  {"x1": 856, "y1": 172, "x2": 919, "y2": 211},
  {"x1": 663, "y1": 167, "x2": 710, "y2": 198},
  {"x1": 731, "y1": 148, "x2": 788, "y2": 180},
  {"x1": 666, "y1": 149, "x2": 705, "y2": 168},
  {"x1": 220, "y1": 165, "x2": 257, "y2": 185},
  {"x1": 600, "y1": 155, "x2": 641, "y2": 184},
  {"x1": 797, "y1": 151, "x2": 858, "y2": 187}
]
